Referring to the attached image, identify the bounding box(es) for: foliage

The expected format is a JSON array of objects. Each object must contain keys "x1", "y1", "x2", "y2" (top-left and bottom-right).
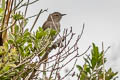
[
  {"x1": 76, "y1": 43, "x2": 118, "y2": 80},
  {"x1": 0, "y1": 0, "x2": 118, "y2": 80},
  {"x1": 12, "y1": 13, "x2": 24, "y2": 21},
  {"x1": 0, "y1": 26, "x2": 56, "y2": 79}
]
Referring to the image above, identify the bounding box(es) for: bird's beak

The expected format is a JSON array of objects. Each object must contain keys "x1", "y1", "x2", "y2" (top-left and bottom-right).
[{"x1": 61, "y1": 14, "x2": 67, "y2": 16}]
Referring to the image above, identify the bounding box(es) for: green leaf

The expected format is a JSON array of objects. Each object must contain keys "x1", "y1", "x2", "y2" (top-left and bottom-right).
[
  {"x1": 83, "y1": 57, "x2": 91, "y2": 67},
  {"x1": 76, "y1": 65, "x2": 83, "y2": 71},
  {"x1": 0, "y1": 52, "x2": 4, "y2": 56},
  {"x1": 91, "y1": 56, "x2": 96, "y2": 69},
  {"x1": 24, "y1": 19, "x2": 28, "y2": 27},
  {"x1": 36, "y1": 31, "x2": 46, "y2": 39},
  {"x1": 39, "y1": 51, "x2": 45, "y2": 56},
  {"x1": 14, "y1": 25, "x2": 19, "y2": 34},
  {"x1": 50, "y1": 29, "x2": 56, "y2": 37},
  {"x1": 105, "y1": 68, "x2": 118, "y2": 80},
  {"x1": 13, "y1": 13, "x2": 24, "y2": 20},
  {"x1": 19, "y1": 46, "x2": 24, "y2": 55},
  {"x1": 24, "y1": 50, "x2": 30, "y2": 57},
  {"x1": 4, "y1": 42, "x2": 8, "y2": 51},
  {"x1": 80, "y1": 71, "x2": 88, "y2": 80},
  {"x1": 8, "y1": 39, "x2": 14, "y2": 44},
  {"x1": 2, "y1": 0, "x2": 5, "y2": 9},
  {"x1": 24, "y1": 30, "x2": 30, "y2": 37},
  {"x1": 39, "y1": 27, "x2": 43, "y2": 31},
  {"x1": 24, "y1": 43, "x2": 32, "y2": 50},
  {"x1": 16, "y1": 37, "x2": 23, "y2": 44},
  {"x1": 0, "y1": 8, "x2": 3, "y2": 13},
  {"x1": 2, "y1": 65, "x2": 10, "y2": 72}
]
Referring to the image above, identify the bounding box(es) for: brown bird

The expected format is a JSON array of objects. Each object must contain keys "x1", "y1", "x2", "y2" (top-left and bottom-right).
[
  {"x1": 41, "y1": 12, "x2": 66, "y2": 62},
  {"x1": 42, "y1": 12, "x2": 66, "y2": 35},
  {"x1": 41, "y1": 12, "x2": 66, "y2": 79}
]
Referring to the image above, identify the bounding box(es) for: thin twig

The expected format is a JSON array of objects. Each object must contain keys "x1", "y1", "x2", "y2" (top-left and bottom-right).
[
  {"x1": 102, "y1": 42, "x2": 105, "y2": 80},
  {"x1": 26, "y1": 14, "x2": 38, "y2": 19},
  {"x1": 61, "y1": 59, "x2": 77, "y2": 80},
  {"x1": 17, "y1": 0, "x2": 40, "y2": 10},
  {"x1": 30, "y1": 9, "x2": 48, "y2": 32},
  {"x1": 13, "y1": 0, "x2": 24, "y2": 11},
  {"x1": 0, "y1": 21, "x2": 16, "y2": 32}
]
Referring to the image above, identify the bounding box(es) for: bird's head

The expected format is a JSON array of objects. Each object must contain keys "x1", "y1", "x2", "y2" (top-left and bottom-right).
[{"x1": 47, "y1": 12, "x2": 66, "y2": 22}]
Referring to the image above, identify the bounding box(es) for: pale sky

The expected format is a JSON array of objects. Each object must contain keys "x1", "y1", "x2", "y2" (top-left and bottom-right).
[{"x1": 25, "y1": 0, "x2": 120, "y2": 79}]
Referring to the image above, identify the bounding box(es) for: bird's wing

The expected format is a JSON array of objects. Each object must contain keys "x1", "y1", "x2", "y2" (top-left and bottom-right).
[
  {"x1": 42, "y1": 21, "x2": 51, "y2": 30},
  {"x1": 42, "y1": 21, "x2": 60, "y2": 33}
]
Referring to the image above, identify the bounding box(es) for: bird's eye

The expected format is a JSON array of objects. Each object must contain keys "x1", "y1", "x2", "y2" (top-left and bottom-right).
[{"x1": 54, "y1": 14, "x2": 59, "y2": 16}]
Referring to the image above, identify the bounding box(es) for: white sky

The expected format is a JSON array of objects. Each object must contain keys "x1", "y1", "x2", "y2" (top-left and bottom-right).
[{"x1": 25, "y1": 0, "x2": 120, "y2": 79}]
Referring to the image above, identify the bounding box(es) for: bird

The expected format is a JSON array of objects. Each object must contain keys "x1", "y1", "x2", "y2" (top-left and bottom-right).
[
  {"x1": 41, "y1": 12, "x2": 66, "y2": 61},
  {"x1": 41, "y1": 12, "x2": 66, "y2": 79},
  {"x1": 41, "y1": 12, "x2": 66, "y2": 62},
  {"x1": 42, "y1": 12, "x2": 66, "y2": 35}
]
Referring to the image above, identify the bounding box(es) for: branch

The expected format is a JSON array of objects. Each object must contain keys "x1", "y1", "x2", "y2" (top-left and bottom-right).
[
  {"x1": 30, "y1": 9, "x2": 48, "y2": 32},
  {"x1": 0, "y1": 20, "x2": 16, "y2": 32}
]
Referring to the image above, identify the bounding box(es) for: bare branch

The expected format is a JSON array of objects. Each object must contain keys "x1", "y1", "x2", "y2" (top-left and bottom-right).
[{"x1": 30, "y1": 9, "x2": 48, "y2": 32}]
